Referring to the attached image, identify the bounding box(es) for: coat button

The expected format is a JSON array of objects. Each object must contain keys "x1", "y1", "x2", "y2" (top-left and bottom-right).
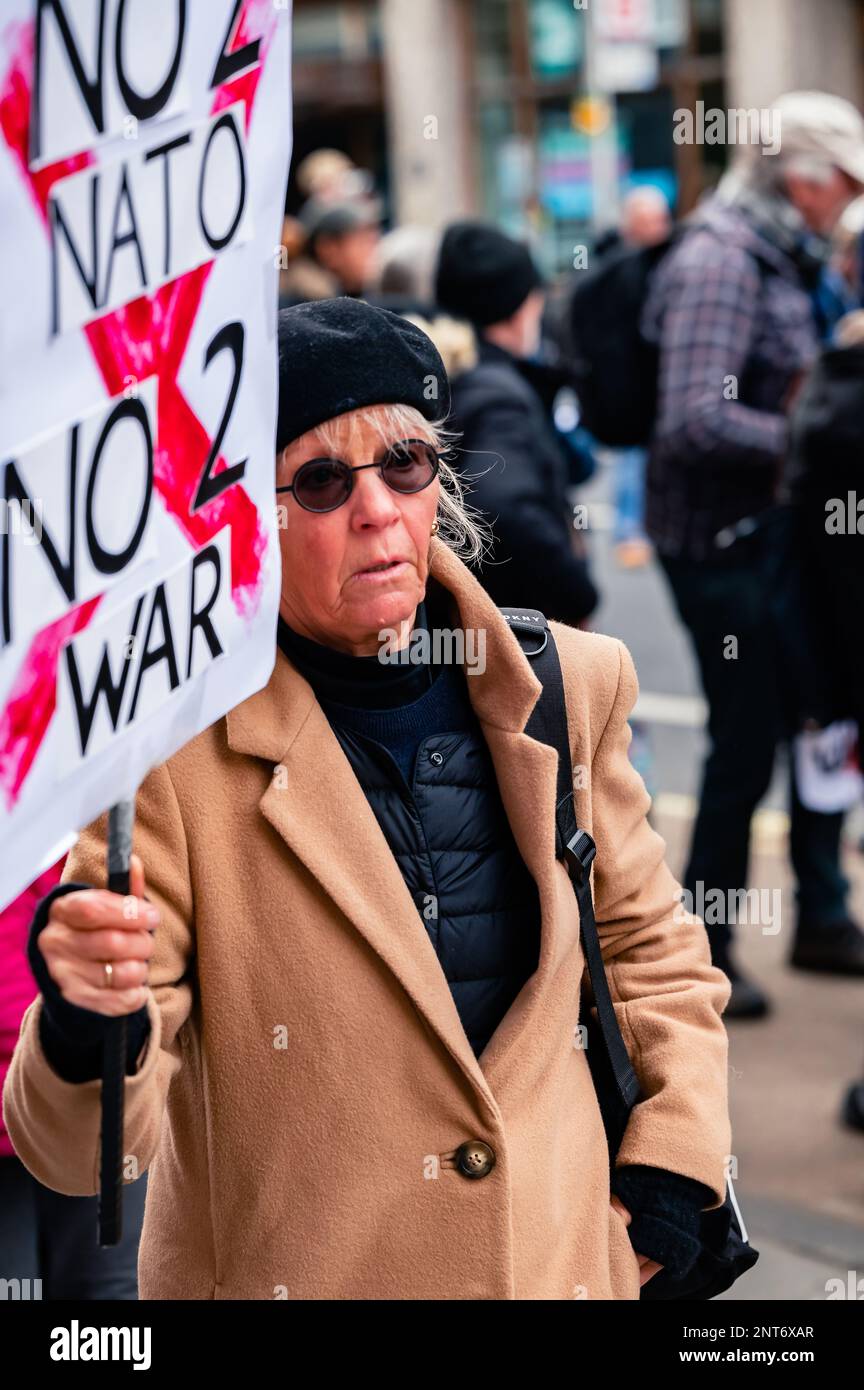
[
  {"x1": 430, "y1": 750, "x2": 444, "y2": 765},
  {"x1": 455, "y1": 1140, "x2": 496, "y2": 1179}
]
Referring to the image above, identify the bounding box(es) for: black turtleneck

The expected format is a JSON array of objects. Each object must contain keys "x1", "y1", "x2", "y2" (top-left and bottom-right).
[{"x1": 276, "y1": 599, "x2": 438, "y2": 708}]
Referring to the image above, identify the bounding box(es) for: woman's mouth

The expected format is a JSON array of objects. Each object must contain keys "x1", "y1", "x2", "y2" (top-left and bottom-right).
[{"x1": 351, "y1": 559, "x2": 410, "y2": 583}]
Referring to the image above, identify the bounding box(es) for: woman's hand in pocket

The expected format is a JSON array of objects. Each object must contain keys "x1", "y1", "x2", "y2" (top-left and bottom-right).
[{"x1": 610, "y1": 1194, "x2": 664, "y2": 1287}]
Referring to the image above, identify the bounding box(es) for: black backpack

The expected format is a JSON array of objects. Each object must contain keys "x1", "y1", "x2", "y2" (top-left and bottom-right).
[
  {"x1": 501, "y1": 604, "x2": 760, "y2": 1300},
  {"x1": 564, "y1": 236, "x2": 673, "y2": 448}
]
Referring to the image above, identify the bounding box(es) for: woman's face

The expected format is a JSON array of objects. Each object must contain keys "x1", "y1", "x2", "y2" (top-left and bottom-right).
[{"x1": 276, "y1": 407, "x2": 440, "y2": 656}]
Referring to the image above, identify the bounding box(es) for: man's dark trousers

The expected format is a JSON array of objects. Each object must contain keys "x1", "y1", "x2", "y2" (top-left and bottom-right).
[{"x1": 659, "y1": 528, "x2": 849, "y2": 961}]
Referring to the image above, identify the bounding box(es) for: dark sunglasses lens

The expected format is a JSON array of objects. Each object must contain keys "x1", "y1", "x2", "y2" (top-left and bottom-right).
[
  {"x1": 382, "y1": 441, "x2": 438, "y2": 493},
  {"x1": 293, "y1": 460, "x2": 352, "y2": 511}
]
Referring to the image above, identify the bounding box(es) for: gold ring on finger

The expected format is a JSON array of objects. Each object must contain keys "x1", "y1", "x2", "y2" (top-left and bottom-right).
[{"x1": 103, "y1": 961, "x2": 114, "y2": 990}]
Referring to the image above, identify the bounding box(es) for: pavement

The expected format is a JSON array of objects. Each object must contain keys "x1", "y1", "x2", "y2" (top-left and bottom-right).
[{"x1": 579, "y1": 457, "x2": 864, "y2": 1301}]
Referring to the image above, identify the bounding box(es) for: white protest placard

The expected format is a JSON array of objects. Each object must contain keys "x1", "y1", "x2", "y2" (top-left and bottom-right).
[{"x1": 0, "y1": 0, "x2": 293, "y2": 909}]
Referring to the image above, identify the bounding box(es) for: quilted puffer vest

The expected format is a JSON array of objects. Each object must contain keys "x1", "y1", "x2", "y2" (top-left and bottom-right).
[{"x1": 329, "y1": 716, "x2": 543, "y2": 1059}]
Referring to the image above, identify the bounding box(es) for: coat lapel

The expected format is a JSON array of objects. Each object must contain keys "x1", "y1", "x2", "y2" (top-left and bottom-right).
[{"x1": 225, "y1": 538, "x2": 567, "y2": 1088}]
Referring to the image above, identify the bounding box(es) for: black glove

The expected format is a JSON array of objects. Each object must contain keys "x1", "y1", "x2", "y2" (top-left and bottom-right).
[{"x1": 611, "y1": 1164, "x2": 714, "y2": 1279}]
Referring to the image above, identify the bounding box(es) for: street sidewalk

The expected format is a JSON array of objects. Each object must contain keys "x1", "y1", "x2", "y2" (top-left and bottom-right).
[{"x1": 655, "y1": 809, "x2": 864, "y2": 1301}]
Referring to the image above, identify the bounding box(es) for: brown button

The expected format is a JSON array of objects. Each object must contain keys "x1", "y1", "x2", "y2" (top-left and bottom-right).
[{"x1": 455, "y1": 1140, "x2": 496, "y2": 1179}]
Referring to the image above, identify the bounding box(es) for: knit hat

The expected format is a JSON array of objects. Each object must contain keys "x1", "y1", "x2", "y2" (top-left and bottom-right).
[
  {"x1": 299, "y1": 195, "x2": 382, "y2": 244},
  {"x1": 276, "y1": 297, "x2": 450, "y2": 450},
  {"x1": 771, "y1": 92, "x2": 864, "y2": 186},
  {"x1": 434, "y1": 220, "x2": 544, "y2": 327}
]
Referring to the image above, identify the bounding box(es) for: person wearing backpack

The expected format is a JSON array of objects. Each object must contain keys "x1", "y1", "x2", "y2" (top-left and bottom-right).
[
  {"x1": 433, "y1": 220, "x2": 599, "y2": 628},
  {"x1": 640, "y1": 92, "x2": 864, "y2": 1019}
]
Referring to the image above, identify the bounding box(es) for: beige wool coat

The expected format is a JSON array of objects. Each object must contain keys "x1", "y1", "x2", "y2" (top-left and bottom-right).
[{"x1": 3, "y1": 537, "x2": 732, "y2": 1300}]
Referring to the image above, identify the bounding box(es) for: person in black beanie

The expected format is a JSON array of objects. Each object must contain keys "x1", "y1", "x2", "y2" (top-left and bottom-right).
[
  {"x1": 8, "y1": 297, "x2": 736, "y2": 1301},
  {"x1": 435, "y1": 220, "x2": 598, "y2": 626}
]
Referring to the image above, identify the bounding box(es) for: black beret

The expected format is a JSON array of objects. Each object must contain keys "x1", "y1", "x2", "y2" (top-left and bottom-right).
[
  {"x1": 435, "y1": 220, "x2": 544, "y2": 328},
  {"x1": 276, "y1": 297, "x2": 450, "y2": 451}
]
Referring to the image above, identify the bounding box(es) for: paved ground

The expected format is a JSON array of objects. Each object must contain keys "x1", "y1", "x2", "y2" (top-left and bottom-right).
[{"x1": 580, "y1": 458, "x2": 864, "y2": 1301}]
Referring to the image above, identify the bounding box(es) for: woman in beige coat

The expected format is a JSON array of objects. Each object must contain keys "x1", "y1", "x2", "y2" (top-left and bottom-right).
[{"x1": 3, "y1": 299, "x2": 731, "y2": 1301}]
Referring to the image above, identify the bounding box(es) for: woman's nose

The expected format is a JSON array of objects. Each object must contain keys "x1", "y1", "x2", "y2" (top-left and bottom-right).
[{"x1": 349, "y1": 467, "x2": 401, "y2": 526}]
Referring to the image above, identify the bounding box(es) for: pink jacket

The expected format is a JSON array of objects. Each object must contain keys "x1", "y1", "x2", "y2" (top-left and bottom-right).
[{"x1": 0, "y1": 861, "x2": 65, "y2": 1158}]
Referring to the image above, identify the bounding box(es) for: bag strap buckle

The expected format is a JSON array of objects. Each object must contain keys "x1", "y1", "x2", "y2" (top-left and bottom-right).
[
  {"x1": 499, "y1": 607, "x2": 549, "y2": 657},
  {"x1": 564, "y1": 828, "x2": 596, "y2": 884}
]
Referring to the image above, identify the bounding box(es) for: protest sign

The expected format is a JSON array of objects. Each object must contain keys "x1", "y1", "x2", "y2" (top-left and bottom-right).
[{"x1": 0, "y1": 0, "x2": 293, "y2": 909}]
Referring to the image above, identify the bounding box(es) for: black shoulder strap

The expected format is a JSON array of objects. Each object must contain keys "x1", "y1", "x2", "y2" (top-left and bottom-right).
[{"x1": 499, "y1": 607, "x2": 643, "y2": 1111}]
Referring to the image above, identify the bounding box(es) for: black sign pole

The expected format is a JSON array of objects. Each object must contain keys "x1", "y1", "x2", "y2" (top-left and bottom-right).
[{"x1": 99, "y1": 797, "x2": 135, "y2": 1246}]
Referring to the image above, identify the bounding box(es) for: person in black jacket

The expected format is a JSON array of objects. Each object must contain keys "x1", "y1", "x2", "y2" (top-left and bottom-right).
[
  {"x1": 787, "y1": 315, "x2": 864, "y2": 732},
  {"x1": 434, "y1": 221, "x2": 598, "y2": 627},
  {"x1": 786, "y1": 311, "x2": 864, "y2": 1134}
]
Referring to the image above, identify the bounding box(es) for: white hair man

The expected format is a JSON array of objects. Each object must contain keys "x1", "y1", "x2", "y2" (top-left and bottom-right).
[{"x1": 641, "y1": 91, "x2": 864, "y2": 1018}]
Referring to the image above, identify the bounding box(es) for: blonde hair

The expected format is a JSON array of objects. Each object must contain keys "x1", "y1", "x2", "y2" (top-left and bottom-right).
[
  {"x1": 302, "y1": 403, "x2": 492, "y2": 566},
  {"x1": 835, "y1": 310, "x2": 864, "y2": 348},
  {"x1": 403, "y1": 313, "x2": 478, "y2": 380}
]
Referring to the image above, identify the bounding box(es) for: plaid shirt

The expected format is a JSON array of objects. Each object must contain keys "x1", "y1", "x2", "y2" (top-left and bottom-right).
[{"x1": 641, "y1": 199, "x2": 819, "y2": 559}]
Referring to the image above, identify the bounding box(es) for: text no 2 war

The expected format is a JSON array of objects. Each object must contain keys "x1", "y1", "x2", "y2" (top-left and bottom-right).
[{"x1": 1, "y1": 380, "x2": 236, "y2": 761}]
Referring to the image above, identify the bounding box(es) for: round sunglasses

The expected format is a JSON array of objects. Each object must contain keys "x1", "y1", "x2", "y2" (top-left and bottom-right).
[{"x1": 276, "y1": 438, "x2": 442, "y2": 513}]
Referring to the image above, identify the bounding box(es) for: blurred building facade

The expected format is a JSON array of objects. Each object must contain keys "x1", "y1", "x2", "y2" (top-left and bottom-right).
[{"x1": 290, "y1": 0, "x2": 864, "y2": 272}]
